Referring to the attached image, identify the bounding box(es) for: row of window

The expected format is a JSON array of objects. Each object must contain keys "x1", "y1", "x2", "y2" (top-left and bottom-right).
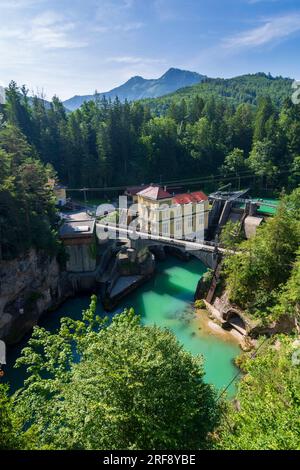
[
  {"x1": 151, "y1": 214, "x2": 205, "y2": 236},
  {"x1": 146, "y1": 213, "x2": 205, "y2": 226}
]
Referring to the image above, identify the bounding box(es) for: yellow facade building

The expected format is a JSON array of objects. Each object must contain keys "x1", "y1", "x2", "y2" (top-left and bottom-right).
[{"x1": 136, "y1": 185, "x2": 209, "y2": 241}]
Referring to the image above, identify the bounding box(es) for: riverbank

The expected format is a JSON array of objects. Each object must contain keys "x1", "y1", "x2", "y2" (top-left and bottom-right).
[{"x1": 194, "y1": 308, "x2": 243, "y2": 346}]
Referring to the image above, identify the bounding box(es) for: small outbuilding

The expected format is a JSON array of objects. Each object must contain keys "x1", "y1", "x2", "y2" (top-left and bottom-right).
[{"x1": 59, "y1": 218, "x2": 96, "y2": 272}]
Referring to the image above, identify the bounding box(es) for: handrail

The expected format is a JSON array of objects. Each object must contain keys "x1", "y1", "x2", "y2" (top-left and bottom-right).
[{"x1": 96, "y1": 222, "x2": 233, "y2": 254}]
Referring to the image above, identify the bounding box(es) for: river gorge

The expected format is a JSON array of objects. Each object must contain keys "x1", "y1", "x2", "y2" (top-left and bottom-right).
[{"x1": 4, "y1": 256, "x2": 240, "y2": 396}]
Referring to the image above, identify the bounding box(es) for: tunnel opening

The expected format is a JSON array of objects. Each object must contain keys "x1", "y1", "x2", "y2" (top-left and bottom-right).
[{"x1": 223, "y1": 310, "x2": 246, "y2": 334}]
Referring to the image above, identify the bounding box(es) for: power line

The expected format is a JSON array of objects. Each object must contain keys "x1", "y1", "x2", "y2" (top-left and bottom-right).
[
  {"x1": 170, "y1": 169, "x2": 292, "y2": 187},
  {"x1": 65, "y1": 167, "x2": 293, "y2": 193},
  {"x1": 162, "y1": 164, "x2": 295, "y2": 186},
  {"x1": 216, "y1": 336, "x2": 270, "y2": 403},
  {"x1": 214, "y1": 336, "x2": 271, "y2": 434}
]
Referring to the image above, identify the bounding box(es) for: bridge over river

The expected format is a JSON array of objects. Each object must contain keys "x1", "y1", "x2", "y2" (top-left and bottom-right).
[{"x1": 96, "y1": 222, "x2": 231, "y2": 269}]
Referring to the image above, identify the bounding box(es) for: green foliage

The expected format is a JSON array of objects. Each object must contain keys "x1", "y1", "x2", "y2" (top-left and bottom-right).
[
  {"x1": 0, "y1": 384, "x2": 23, "y2": 449},
  {"x1": 11, "y1": 296, "x2": 220, "y2": 450},
  {"x1": 2, "y1": 78, "x2": 300, "y2": 197},
  {"x1": 220, "y1": 221, "x2": 244, "y2": 251},
  {"x1": 222, "y1": 148, "x2": 245, "y2": 175},
  {"x1": 146, "y1": 73, "x2": 293, "y2": 111},
  {"x1": 194, "y1": 299, "x2": 206, "y2": 309},
  {"x1": 216, "y1": 336, "x2": 300, "y2": 450},
  {"x1": 0, "y1": 124, "x2": 59, "y2": 259},
  {"x1": 247, "y1": 139, "x2": 278, "y2": 184},
  {"x1": 272, "y1": 250, "x2": 300, "y2": 320},
  {"x1": 223, "y1": 189, "x2": 300, "y2": 318}
]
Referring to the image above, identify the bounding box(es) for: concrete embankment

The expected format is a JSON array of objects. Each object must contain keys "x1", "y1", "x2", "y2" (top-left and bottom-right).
[{"x1": 101, "y1": 246, "x2": 155, "y2": 310}]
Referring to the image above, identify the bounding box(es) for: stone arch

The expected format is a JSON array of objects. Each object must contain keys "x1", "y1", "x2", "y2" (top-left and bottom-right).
[{"x1": 223, "y1": 310, "x2": 246, "y2": 333}]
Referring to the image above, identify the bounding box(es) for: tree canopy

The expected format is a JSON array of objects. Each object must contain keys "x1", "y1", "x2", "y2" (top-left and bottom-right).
[
  {"x1": 222, "y1": 189, "x2": 300, "y2": 319},
  {"x1": 216, "y1": 336, "x2": 300, "y2": 450},
  {"x1": 0, "y1": 123, "x2": 58, "y2": 260},
  {"x1": 1, "y1": 79, "x2": 300, "y2": 196},
  {"x1": 8, "y1": 296, "x2": 220, "y2": 450}
]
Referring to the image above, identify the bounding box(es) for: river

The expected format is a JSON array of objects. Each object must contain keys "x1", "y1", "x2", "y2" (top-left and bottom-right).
[{"x1": 4, "y1": 256, "x2": 240, "y2": 395}]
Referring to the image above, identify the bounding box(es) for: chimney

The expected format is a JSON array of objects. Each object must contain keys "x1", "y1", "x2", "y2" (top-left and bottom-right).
[{"x1": 164, "y1": 185, "x2": 167, "y2": 192}]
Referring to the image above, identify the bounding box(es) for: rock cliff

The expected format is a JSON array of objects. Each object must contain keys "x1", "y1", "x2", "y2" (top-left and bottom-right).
[{"x1": 0, "y1": 249, "x2": 72, "y2": 344}]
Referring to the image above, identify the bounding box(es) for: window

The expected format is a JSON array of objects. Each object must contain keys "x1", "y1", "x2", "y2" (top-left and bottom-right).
[
  {"x1": 176, "y1": 206, "x2": 182, "y2": 217},
  {"x1": 175, "y1": 220, "x2": 182, "y2": 232},
  {"x1": 162, "y1": 209, "x2": 169, "y2": 220},
  {"x1": 162, "y1": 222, "x2": 169, "y2": 235},
  {"x1": 199, "y1": 213, "x2": 204, "y2": 226},
  {"x1": 151, "y1": 222, "x2": 159, "y2": 235}
]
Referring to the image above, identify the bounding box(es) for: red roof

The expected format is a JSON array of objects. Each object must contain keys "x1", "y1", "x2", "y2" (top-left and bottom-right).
[
  {"x1": 137, "y1": 185, "x2": 172, "y2": 201},
  {"x1": 172, "y1": 191, "x2": 208, "y2": 205},
  {"x1": 126, "y1": 185, "x2": 150, "y2": 196}
]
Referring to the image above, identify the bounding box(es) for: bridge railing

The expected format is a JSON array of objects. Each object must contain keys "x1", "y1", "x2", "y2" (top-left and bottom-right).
[{"x1": 96, "y1": 221, "x2": 222, "y2": 255}]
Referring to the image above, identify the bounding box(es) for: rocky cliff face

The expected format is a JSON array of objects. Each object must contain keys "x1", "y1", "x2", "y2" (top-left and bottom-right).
[{"x1": 0, "y1": 249, "x2": 72, "y2": 344}]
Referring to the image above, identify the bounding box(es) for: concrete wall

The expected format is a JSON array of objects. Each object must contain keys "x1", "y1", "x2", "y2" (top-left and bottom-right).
[{"x1": 66, "y1": 244, "x2": 96, "y2": 272}]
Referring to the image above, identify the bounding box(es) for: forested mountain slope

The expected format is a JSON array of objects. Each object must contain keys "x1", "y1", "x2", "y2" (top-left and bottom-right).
[
  {"x1": 145, "y1": 73, "x2": 293, "y2": 114},
  {"x1": 1, "y1": 79, "x2": 300, "y2": 195}
]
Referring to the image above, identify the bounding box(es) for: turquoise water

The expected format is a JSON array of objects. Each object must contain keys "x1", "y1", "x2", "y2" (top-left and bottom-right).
[
  {"x1": 238, "y1": 197, "x2": 279, "y2": 215},
  {"x1": 4, "y1": 257, "x2": 240, "y2": 395},
  {"x1": 255, "y1": 198, "x2": 279, "y2": 215}
]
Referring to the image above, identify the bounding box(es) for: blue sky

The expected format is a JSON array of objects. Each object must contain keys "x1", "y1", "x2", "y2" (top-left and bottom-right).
[{"x1": 0, "y1": 0, "x2": 300, "y2": 100}]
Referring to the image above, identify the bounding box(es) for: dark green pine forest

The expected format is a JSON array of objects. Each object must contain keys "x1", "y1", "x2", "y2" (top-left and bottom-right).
[{"x1": 2, "y1": 74, "x2": 300, "y2": 192}]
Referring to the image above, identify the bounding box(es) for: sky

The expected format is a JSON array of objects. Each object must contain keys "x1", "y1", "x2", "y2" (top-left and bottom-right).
[{"x1": 0, "y1": 0, "x2": 300, "y2": 100}]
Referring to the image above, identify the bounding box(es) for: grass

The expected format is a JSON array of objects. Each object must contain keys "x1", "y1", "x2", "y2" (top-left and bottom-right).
[
  {"x1": 237, "y1": 197, "x2": 279, "y2": 216},
  {"x1": 72, "y1": 197, "x2": 112, "y2": 207}
]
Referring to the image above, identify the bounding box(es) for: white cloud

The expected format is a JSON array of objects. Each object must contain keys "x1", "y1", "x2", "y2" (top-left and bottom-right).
[
  {"x1": 247, "y1": 0, "x2": 279, "y2": 4},
  {"x1": 96, "y1": 0, "x2": 134, "y2": 18},
  {"x1": 0, "y1": 0, "x2": 45, "y2": 8},
  {"x1": 31, "y1": 10, "x2": 62, "y2": 27},
  {"x1": 119, "y1": 22, "x2": 144, "y2": 31},
  {"x1": 223, "y1": 13, "x2": 300, "y2": 49},
  {"x1": 29, "y1": 13, "x2": 87, "y2": 49},
  {"x1": 94, "y1": 0, "x2": 142, "y2": 33},
  {"x1": 106, "y1": 56, "x2": 164, "y2": 65},
  {"x1": 92, "y1": 21, "x2": 143, "y2": 34},
  {"x1": 0, "y1": 10, "x2": 87, "y2": 49}
]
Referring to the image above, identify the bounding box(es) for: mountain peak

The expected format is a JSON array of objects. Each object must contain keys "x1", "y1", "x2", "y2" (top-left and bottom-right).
[
  {"x1": 63, "y1": 68, "x2": 206, "y2": 111},
  {"x1": 126, "y1": 75, "x2": 144, "y2": 83},
  {"x1": 163, "y1": 67, "x2": 187, "y2": 76},
  {"x1": 160, "y1": 68, "x2": 203, "y2": 80}
]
